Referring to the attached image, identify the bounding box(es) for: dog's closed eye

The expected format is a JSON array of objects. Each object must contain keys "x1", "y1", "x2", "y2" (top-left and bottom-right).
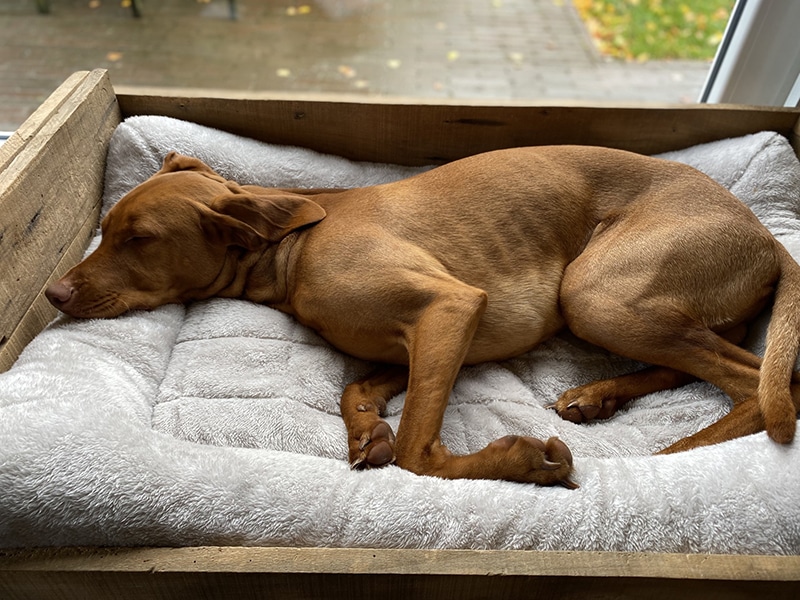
[
  {"x1": 121, "y1": 235, "x2": 158, "y2": 249},
  {"x1": 124, "y1": 235, "x2": 153, "y2": 243}
]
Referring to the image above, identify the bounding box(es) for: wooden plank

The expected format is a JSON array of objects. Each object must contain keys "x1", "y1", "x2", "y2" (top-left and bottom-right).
[
  {"x1": 115, "y1": 86, "x2": 800, "y2": 166},
  {"x1": 0, "y1": 69, "x2": 120, "y2": 372},
  {"x1": 1, "y1": 571, "x2": 796, "y2": 600},
  {"x1": 2, "y1": 547, "x2": 799, "y2": 581},
  {"x1": 0, "y1": 207, "x2": 99, "y2": 373},
  {"x1": 1, "y1": 547, "x2": 798, "y2": 600}
]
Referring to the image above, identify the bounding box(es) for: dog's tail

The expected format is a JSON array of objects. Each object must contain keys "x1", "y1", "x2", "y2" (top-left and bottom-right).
[{"x1": 758, "y1": 244, "x2": 800, "y2": 443}]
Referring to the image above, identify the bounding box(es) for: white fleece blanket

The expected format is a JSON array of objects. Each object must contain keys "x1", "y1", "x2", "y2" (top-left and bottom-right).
[{"x1": 1, "y1": 116, "x2": 799, "y2": 553}]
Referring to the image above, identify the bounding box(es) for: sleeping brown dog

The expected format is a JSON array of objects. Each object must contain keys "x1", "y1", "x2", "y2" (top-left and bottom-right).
[{"x1": 46, "y1": 148, "x2": 800, "y2": 488}]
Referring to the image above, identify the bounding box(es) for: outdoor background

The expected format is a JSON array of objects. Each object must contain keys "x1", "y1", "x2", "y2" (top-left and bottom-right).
[{"x1": 0, "y1": 0, "x2": 734, "y2": 132}]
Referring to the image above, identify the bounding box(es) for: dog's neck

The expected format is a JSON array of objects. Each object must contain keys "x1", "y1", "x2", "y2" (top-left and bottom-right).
[{"x1": 234, "y1": 231, "x2": 303, "y2": 314}]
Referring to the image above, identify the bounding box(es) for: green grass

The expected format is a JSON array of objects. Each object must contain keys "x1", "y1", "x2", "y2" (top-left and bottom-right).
[{"x1": 573, "y1": 0, "x2": 734, "y2": 61}]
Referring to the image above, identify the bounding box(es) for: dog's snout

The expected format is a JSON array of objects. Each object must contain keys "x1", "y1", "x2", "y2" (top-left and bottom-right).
[{"x1": 45, "y1": 280, "x2": 74, "y2": 307}]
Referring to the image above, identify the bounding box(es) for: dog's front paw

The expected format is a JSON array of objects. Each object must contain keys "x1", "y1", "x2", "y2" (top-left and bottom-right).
[
  {"x1": 486, "y1": 435, "x2": 578, "y2": 488},
  {"x1": 349, "y1": 419, "x2": 397, "y2": 470}
]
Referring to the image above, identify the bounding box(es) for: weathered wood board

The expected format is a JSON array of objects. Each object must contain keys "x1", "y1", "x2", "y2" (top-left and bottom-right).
[
  {"x1": 116, "y1": 86, "x2": 800, "y2": 166},
  {"x1": 1, "y1": 546, "x2": 798, "y2": 600},
  {"x1": 0, "y1": 70, "x2": 120, "y2": 372}
]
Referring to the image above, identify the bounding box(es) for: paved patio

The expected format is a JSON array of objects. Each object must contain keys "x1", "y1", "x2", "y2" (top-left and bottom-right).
[{"x1": 0, "y1": 0, "x2": 712, "y2": 132}]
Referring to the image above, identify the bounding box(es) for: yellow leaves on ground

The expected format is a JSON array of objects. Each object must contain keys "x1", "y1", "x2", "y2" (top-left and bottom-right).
[
  {"x1": 88, "y1": 1, "x2": 134, "y2": 7},
  {"x1": 574, "y1": 0, "x2": 733, "y2": 61},
  {"x1": 286, "y1": 5, "x2": 312, "y2": 17}
]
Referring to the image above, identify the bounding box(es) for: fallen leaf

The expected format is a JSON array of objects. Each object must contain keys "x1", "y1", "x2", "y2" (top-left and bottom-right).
[
  {"x1": 106, "y1": 51, "x2": 123, "y2": 62},
  {"x1": 89, "y1": 0, "x2": 101, "y2": 8},
  {"x1": 276, "y1": 68, "x2": 292, "y2": 77},
  {"x1": 338, "y1": 65, "x2": 357, "y2": 78}
]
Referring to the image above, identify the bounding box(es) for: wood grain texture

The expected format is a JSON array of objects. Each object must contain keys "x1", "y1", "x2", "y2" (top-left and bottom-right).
[
  {"x1": 2, "y1": 546, "x2": 799, "y2": 580},
  {"x1": 1, "y1": 547, "x2": 798, "y2": 600},
  {"x1": 0, "y1": 69, "x2": 120, "y2": 372},
  {"x1": 116, "y1": 86, "x2": 800, "y2": 166}
]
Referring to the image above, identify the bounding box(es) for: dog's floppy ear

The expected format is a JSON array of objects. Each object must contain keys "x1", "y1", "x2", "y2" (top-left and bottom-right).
[
  {"x1": 194, "y1": 202, "x2": 266, "y2": 251},
  {"x1": 157, "y1": 151, "x2": 220, "y2": 176},
  {"x1": 210, "y1": 192, "x2": 327, "y2": 244}
]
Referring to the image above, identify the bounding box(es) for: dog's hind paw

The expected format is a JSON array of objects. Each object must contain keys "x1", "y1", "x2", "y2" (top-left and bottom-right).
[
  {"x1": 349, "y1": 420, "x2": 397, "y2": 470},
  {"x1": 548, "y1": 385, "x2": 621, "y2": 423}
]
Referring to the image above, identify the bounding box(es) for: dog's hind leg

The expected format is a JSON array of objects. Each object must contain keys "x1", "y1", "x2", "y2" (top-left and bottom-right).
[
  {"x1": 549, "y1": 324, "x2": 748, "y2": 423},
  {"x1": 659, "y1": 368, "x2": 800, "y2": 453},
  {"x1": 559, "y1": 277, "x2": 796, "y2": 451},
  {"x1": 658, "y1": 397, "x2": 765, "y2": 453},
  {"x1": 550, "y1": 365, "x2": 697, "y2": 423},
  {"x1": 556, "y1": 207, "x2": 800, "y2": 450}
]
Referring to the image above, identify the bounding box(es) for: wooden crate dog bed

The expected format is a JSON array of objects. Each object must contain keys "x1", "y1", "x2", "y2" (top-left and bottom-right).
[{"x1": 1, "y1": 70, "x2": 800, "y2": 598}]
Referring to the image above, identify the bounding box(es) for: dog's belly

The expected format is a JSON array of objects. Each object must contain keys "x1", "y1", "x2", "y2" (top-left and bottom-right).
[
  {"x1": 465, "y1": 293, "x2": 565, "y2": 364},
  {"x1": 313, "y1": 310, "x2": 564, "y2": 367},
  {"x1": 443, "y1": 265, "x2": 567, "y2": 363},
  {"x1": 295, "y1": 269, "x2": 565, "y2": 367}
]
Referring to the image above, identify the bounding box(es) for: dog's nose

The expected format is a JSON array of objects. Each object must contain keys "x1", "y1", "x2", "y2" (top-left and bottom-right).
[{"x1": 45, "y1": 280, "x2": 74, "y2": 307}]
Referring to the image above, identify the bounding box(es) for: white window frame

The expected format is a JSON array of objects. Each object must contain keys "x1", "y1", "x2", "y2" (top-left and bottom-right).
[{"x1": 700, "y1": 0, "x2": 800, "y2": 107}]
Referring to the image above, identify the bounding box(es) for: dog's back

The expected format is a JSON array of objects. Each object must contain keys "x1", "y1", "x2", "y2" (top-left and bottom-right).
[{"x1": 298, "y1": 146, "x2": 781, "y2": 361}]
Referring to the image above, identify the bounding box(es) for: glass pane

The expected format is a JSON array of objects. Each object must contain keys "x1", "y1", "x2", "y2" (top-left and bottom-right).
[{"x1": 0, "y1": 0, "x2": 734, "y2": 132}]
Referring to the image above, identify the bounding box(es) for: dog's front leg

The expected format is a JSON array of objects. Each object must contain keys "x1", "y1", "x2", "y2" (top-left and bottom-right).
[
  {"x1": 391, "y1": 280, "x2": 575, "y2": 486},
  {"x1": 342, "y1": 365, "x2": 409, "y2": 469}
]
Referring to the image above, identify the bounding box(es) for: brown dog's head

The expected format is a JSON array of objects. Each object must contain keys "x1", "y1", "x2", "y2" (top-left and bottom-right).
[{"x1": 46, "y1": 152, "x2": 326, "y2": 318}]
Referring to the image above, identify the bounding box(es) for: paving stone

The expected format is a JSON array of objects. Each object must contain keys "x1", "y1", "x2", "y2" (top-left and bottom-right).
[{"x1": 0, "y1": 0, "x2": 711, "y2": 131}]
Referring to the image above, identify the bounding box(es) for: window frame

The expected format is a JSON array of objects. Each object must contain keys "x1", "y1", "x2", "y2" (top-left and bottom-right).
[{"x1": 700, "y1": 0, "x2": 800, "y2": 107}]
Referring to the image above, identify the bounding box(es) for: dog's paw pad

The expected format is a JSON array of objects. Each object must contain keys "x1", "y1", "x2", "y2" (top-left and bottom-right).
[
  {"x1": 545, "y1": 436, "x2": 573, "y2": 467},
  {"x1": 366, "y1": 440, "x2": 394, "y2": 466},
  {"x1": 544, "y1": 437, "x2": 578, "y2": 489},
  {"x1": 350, "y1": 420, "x2": 396, "y2": 470},
  {"x1": 549, "y1": 388, "x2": 620, "y2": 424},
  {"x1": 548, "y1": 400, "x2": 590, "y2": 423}
]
